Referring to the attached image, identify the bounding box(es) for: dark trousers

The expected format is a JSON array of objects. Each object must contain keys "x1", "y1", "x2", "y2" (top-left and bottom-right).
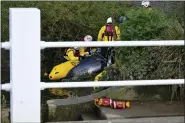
[{"x1": 99, "y1": 47, "x2": 115, "y2": 64}]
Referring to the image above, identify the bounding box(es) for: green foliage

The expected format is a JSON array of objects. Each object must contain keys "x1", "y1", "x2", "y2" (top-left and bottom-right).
[
  {"x1": 114, "y1": 7, "x2": 184, "y2": 100},
  {"x1": 160, "y1": 20, "x2": 184, "y2": 40},
  {"x1": 1, "y1": 2, "x2": 184, "y2": 103},
  {"x1": 1, "y1": 95, "x2": 7, "y2": 109},
  {"x1": 116, "y1": 7, "x2": 184, "y2": 80},
  {"x1": 120, "y1": 8, "x2": 169, "y2": 40},
  {"x1": 1, "y1": 1, "x2": 131, "y2": 77},
  {"x1": 98, "y1": 64, "x2": 128, "y2": 81},
  {"x1": 1, "y1": 1, "x2": 130, "y2": 41},
  {"x1": 166, "y1": 2, "x2": 184, "y2": 28}
]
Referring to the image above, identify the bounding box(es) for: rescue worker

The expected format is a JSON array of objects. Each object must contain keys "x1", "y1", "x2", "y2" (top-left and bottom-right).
[
  {"x1": 63, "y1": 35, "x2": 95, "y2": 62},
  {"x1": 79, "y1": 35, "x2": 98, "y2": 58},
  {"x1": 97, "y1": 17, "x2": 120, "y2": 41},
  {"x1": 63, "y1": 47, "x2": 80, "y2": 61},
  {"x1": 141, "y1": 0, "x2": 153, "y2": 10},
  {"x1": 97, "y1": 17, "x2": 120, "y2": 64},
  {"x1": 93, "y1": 17, "x2": 121, "y2": 91},
  {"x1": 44, "y1": 47, "x2": 80, "y2": 77},
  {"x1": 48, "y1": 46, "x2": 80, "y2": 81}
]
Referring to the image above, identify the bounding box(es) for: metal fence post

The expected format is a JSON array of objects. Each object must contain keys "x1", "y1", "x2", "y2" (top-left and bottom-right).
[{"x1": 10, "y1": 8, "x2": 41, "y2": 122}]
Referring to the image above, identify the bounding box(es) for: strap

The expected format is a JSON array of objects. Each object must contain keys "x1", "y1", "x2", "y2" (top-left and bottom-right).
[{"x1": 102, "y1": 26, "x2": 117, "y2": 41}]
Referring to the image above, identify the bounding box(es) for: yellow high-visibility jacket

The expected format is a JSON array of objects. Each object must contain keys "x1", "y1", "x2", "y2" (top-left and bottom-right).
[
  {"x1": 79, "y1": 47, "x2": 97, "y2": 56},
  {"x1": 148, "y1": 7, "x2": 153, "y2": 11},
  {"x1": 97, "y1": 25, "x2": 120, "y2": 41},
  {"x1": 64, "y1": 48, "x2": 79, "y2": 61},
  {"x1": 79, "y1": 47, "x2": 89, "y2": 56},
  {"x1": 94, "y1": 71, "x2": 104, "y2": 81}
]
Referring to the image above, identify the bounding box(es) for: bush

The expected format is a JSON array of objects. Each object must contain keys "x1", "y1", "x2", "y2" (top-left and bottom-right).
[
  {"x1": 120, "y1": 7, "x2": 169, "y2": 40},
  {"x1": 1, "y1": 1, "x2": 132, "y2": 78},
  {"x1": 113, "y1": 7, "x2": 184, "y2": 100}
]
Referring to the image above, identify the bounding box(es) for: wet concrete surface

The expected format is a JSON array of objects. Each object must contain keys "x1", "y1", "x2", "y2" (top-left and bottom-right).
[
  {"x1": 46, "y1": 101, "x2": 184, "y2": 123},
  {"x1": 99, "y1": 101, "x2": 184, "y2": 119},
  {"x1": 47, "y1": 116, "x2": 184, "y2": 123}
]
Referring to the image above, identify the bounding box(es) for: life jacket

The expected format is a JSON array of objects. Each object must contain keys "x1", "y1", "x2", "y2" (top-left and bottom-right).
[
  {"x1": 103, "y1": 24, "x2": 116, "y2": 41},
  {"x1": 94, "y1": 98, "x2": 113, "y2": 107},
  {"x1": 104, "y1": 24, "x2": 114, "y2": 36},
  {"x1": 110, "y1": 101, "x2": 130, "y2": 109}
]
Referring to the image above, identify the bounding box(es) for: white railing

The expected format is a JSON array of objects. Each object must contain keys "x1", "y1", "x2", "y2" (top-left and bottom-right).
[
  {"x1": 1, "y1": 8, "x2": 184, "y2": 123},
  {"x1": 2, "y1": 40, "x2": 184, "y2": 49},
  {"x1": 2, "y1": 79, "x2": 184, "y2": 91}
]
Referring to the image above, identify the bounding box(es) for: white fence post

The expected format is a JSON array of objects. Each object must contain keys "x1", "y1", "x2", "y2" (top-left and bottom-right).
[{"x1": 10, "y1": 8, "x2": 41, "y2": 122}]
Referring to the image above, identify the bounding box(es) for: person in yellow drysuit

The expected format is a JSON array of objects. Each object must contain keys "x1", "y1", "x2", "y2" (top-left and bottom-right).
[
  {"x1": 94, "y1": 17, "x2": 121, "y2": 90},
  {"x1": 44, "y1": 47, "x2": 79, "y2": 77},
  {"x1": 63, "y1": 47, "x2": 80, "y2": 61},
  {"x1": 48, "y1": 47, "x2": 80, "y2": 80},
  {"x1": 63, "y1": 35, "x2": 96, "y2": 62},
  {"x1": 47, "y1": 46, "x2": 80, "y2": 96},
  {"x1": 97, "y1": 17, "x2": 120, "y2": 64},
  {"x1": 79, "y1": 35, "x2": 98, "y2": 58},
  {"x1": 141, "y1": 0, "x2": 153, "y2": 11},
  {"x1": 97, "y1": 17, "x2": 120, "y2": 41}
]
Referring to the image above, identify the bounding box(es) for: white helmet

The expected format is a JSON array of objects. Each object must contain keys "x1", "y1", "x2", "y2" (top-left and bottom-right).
[
  {"x1": 107, "y1": 17, "x2": 112, "y2": 24},
  {"x1": 74, "y1": 47, "x2": 79, "y2": 50},
  {"x1": 141, "y1": 0, "x2": 150, "y2": 7},
  {"x1": 84, "y1": 35, "x2": 93, "y2": 42}
]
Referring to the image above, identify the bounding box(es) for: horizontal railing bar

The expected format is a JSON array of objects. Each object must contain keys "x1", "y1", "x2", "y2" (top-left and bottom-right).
[
  {"x1": 40, "y1": 40, "x2": 185, "y2": 49},
  {"x1": 1, "y1": 42, "x2": 10, "y2": 50},
  {"x1": 1, "y1": 83, "x2": 11, "y2": 91},
  {"x1": 2, "y1": 79, "x2": 184, "y2": 91},
  {"x1": 1, "y1": 40, "x2": 184, "y2": 50},
  {"x1": 41, "y1": 79, "x2": 184, "y2": 90}
]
